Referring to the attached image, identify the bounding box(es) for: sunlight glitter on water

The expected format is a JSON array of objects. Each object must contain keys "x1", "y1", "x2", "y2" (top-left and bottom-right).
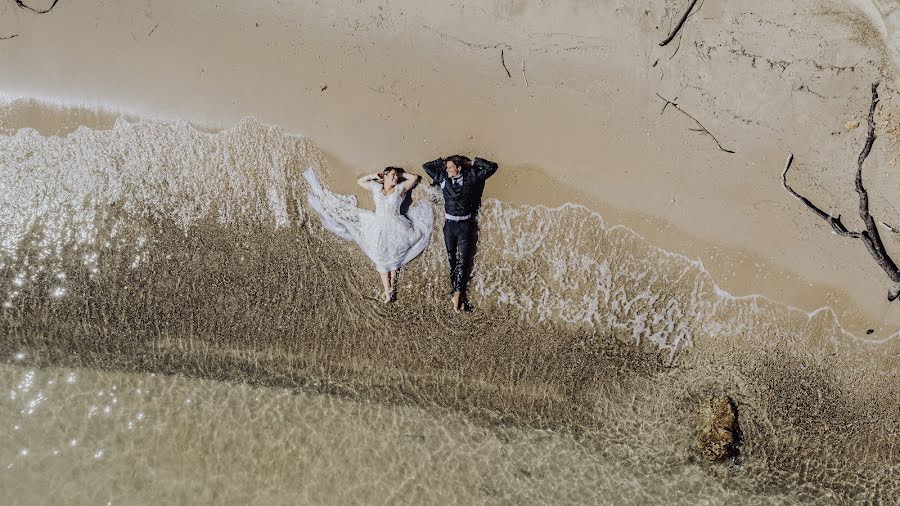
[{"x1": 0, "y1": 363, "x2": 847, "y2": 505}]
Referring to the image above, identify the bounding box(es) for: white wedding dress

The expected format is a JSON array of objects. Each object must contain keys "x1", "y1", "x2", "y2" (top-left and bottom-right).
[{"x1": 304, "y1": 169, "x2": 433, "y2": 272}]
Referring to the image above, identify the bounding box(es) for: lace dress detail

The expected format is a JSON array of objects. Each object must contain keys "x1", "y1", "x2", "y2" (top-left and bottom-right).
[{"x1": 304, "y1": 169, "x2": 433, "y2": 272}]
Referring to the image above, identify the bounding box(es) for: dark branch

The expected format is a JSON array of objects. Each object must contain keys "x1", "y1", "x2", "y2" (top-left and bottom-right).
[
  {"x1": 15, "y1": 0, "x2": 60, "y2": 13},
  {"x1": 656, "y1": 93, "x2": 735, "y2": 153},
  {"x1": 880, "y1": 221, "x2": 900, "y2": 234},
  {"x1": 148, "y1": 23, "x2": 160, "y2": 37},
  {"x1": 686, "y1": 0, "x2": 706, "y2": 20},
  {"x1": 783, "y1": 82, "x2": 900, "y2": 300},
  {"x1": 668, "y1": 30, "x2": 684, "y2": 60},
  {"x1": 659, "y1": 0, "x2": 699, "y2": 46},
  {"x1": 521, "y1": 58, "x2": 528, "y2": 87},
  {"x1": 781, "y1": 153, "x2": 862, "y2": 238},
  {"x1": 1, "y1": 34, "x2": 19, "y2": 40},
  {"x1": 659, "y1": 95, "x2": 676, "y2": 115},
  {"x1": 500, "y1": 49, "x2": 511, "y2": 78},
  {"x1": 851, "y1": 82, "x2": 900, "y2": 284},
  {"x1": 675, "y1": 0, "x2": 707, "y2": 60}
]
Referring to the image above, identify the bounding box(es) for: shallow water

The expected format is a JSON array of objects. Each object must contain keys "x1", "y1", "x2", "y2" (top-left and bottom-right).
[
  {"x1": 0, "y1": 362, "x2": 855, "y2": 505},
  {"x1": 0, "y1": 108, "x2": 897, "y2": 503}
]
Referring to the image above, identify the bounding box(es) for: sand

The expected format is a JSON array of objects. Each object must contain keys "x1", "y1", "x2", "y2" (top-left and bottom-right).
[
  {"x1": 3, "y1": 5, "x2": 900, "y2": 500},
  {"x1": 1, "y1": 0, "x2": 899, "y2": 337}
]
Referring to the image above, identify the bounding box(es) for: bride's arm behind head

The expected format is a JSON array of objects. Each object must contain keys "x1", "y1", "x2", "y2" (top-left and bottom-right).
[{"x1": 357, "y1": 172, "x2": 382, "y2": 190}]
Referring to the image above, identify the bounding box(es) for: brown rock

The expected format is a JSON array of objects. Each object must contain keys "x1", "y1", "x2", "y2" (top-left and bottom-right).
[
  {"x1": 845, "y1": 120, "x2": 860, "y2": 130},
  {"x1": 695, "y1": 396, "x2": 740, "y2": 461}
]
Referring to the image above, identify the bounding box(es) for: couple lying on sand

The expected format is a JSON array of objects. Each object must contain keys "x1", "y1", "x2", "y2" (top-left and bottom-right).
[{"x1": 304, "y1": 155, "x2": 498, "y2": 312}]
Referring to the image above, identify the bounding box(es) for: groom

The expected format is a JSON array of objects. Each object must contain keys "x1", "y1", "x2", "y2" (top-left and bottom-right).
[{"x1": 422, "y1": 154, "x2": 499, "y2": 312}]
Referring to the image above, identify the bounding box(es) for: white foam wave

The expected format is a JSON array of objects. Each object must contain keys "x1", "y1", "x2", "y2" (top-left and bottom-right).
[
  {"x1": 473, "y1": 199, "x2": 899, "y2": 363},
  {"x1": 0, "y1": 117, "x2": 316, "y2": 262}
]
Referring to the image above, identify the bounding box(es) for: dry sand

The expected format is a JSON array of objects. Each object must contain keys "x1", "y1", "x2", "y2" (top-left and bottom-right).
[{"x1": 1, "y1": 0, "x2": 899, "y2": 337}]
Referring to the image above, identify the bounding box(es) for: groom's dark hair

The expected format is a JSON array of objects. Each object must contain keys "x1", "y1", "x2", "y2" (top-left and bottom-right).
[{"x1": 446, "y1": 155, "x2": 472, "y2": 169}]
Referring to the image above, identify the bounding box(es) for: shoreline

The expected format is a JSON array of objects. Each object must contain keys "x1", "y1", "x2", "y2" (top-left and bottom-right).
[
  {"x1": 1, "y1": 95, "x2": 897, "y2": 343},
  {"x1": 1, "y1": 0, "x2": 899, "y2": 336},
  {"x1": 1, "y1": 99, "x2": 897, "y2": 502}
]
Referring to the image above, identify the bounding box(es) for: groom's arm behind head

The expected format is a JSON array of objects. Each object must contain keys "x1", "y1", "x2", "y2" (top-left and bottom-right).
[
  {"x1": 422, "y1": 158, "x2": 445, "y2": 183},
  {"x1": 472, "y1": 157, "x2": 498, "y2": 182}
]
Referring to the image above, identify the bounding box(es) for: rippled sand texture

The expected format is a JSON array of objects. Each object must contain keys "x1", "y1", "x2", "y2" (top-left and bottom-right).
[
  {"x1": 0, "y1": 117, "x2": 897, "y2": 502},
  {"x1": 2, "y1": 363, "x2": 856, "y2": 505}
]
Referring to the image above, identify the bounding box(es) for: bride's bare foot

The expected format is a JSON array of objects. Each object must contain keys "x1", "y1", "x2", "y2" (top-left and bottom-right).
[
  {"x1": 450, "y1": 291, "x2": 461, "y2": 313},
  {"x1": 382, "y1": 291, "x2": 392, "y2": 303}
]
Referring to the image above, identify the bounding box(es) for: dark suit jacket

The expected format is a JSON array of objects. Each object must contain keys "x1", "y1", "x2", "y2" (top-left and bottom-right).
[{"x1": 422, "y1": 157, "x2": 498, "y2": 217}]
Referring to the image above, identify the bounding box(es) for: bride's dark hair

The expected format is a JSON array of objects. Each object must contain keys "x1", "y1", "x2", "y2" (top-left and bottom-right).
[{"x1": 382, "y1": 166, "x2": 405, "y2": 178}]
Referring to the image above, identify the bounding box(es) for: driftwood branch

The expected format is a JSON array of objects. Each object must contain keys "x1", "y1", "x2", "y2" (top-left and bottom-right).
[
  {"x1": 521, "y1": 58, "x2": 528, "y2": 87},
  {"x1": 15, "y1": 0, "x2": 60, "y2": 13},
  {"x1": 6, "y1": 2, "x2": 59, "y2": 43},
  {"x1": 656, "y1": 93, "x2": 735, "y2": 153},
  {"x1": 659, "y1": 0, "x2": 699, "y2": 46},
  {"x1": 500, "y1": 49, "x2": 511, "y2": 78},
  {"x1": 781, "y1": 153, "x2": 862, "y2": 238},
  {"x1": 880, "y1": 221, "x2": 900, "y2": 234},
  {"x1": 148, "y1": 23, "x2": 160, "y2": 37},
  {"x1": 852, "y1": 83, "x2": 900, "y2": 290},
  {"x1": 782, "y1": 82, "x2": 900, "y2": 300},
  {"x1": 660, "y1": 96, "x2": 678, "y2": 116},
  {"x1": 668, "y1": 29, "x2": 684, "y2": 60}
]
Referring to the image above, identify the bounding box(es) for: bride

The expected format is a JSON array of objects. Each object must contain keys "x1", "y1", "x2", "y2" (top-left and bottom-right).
[{"x1": 304, "y1": 166, "x2": 433, "y2": 302}]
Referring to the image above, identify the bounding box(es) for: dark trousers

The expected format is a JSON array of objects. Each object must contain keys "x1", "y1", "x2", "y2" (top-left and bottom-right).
[{"x1": 443, "y1": 219, "x2": 477, "y2": 295}]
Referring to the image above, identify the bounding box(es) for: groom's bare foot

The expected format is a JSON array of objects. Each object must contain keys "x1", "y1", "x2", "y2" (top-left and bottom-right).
[{"x1": 450, "y1": 291, "x2": 461, "y2": 313}]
